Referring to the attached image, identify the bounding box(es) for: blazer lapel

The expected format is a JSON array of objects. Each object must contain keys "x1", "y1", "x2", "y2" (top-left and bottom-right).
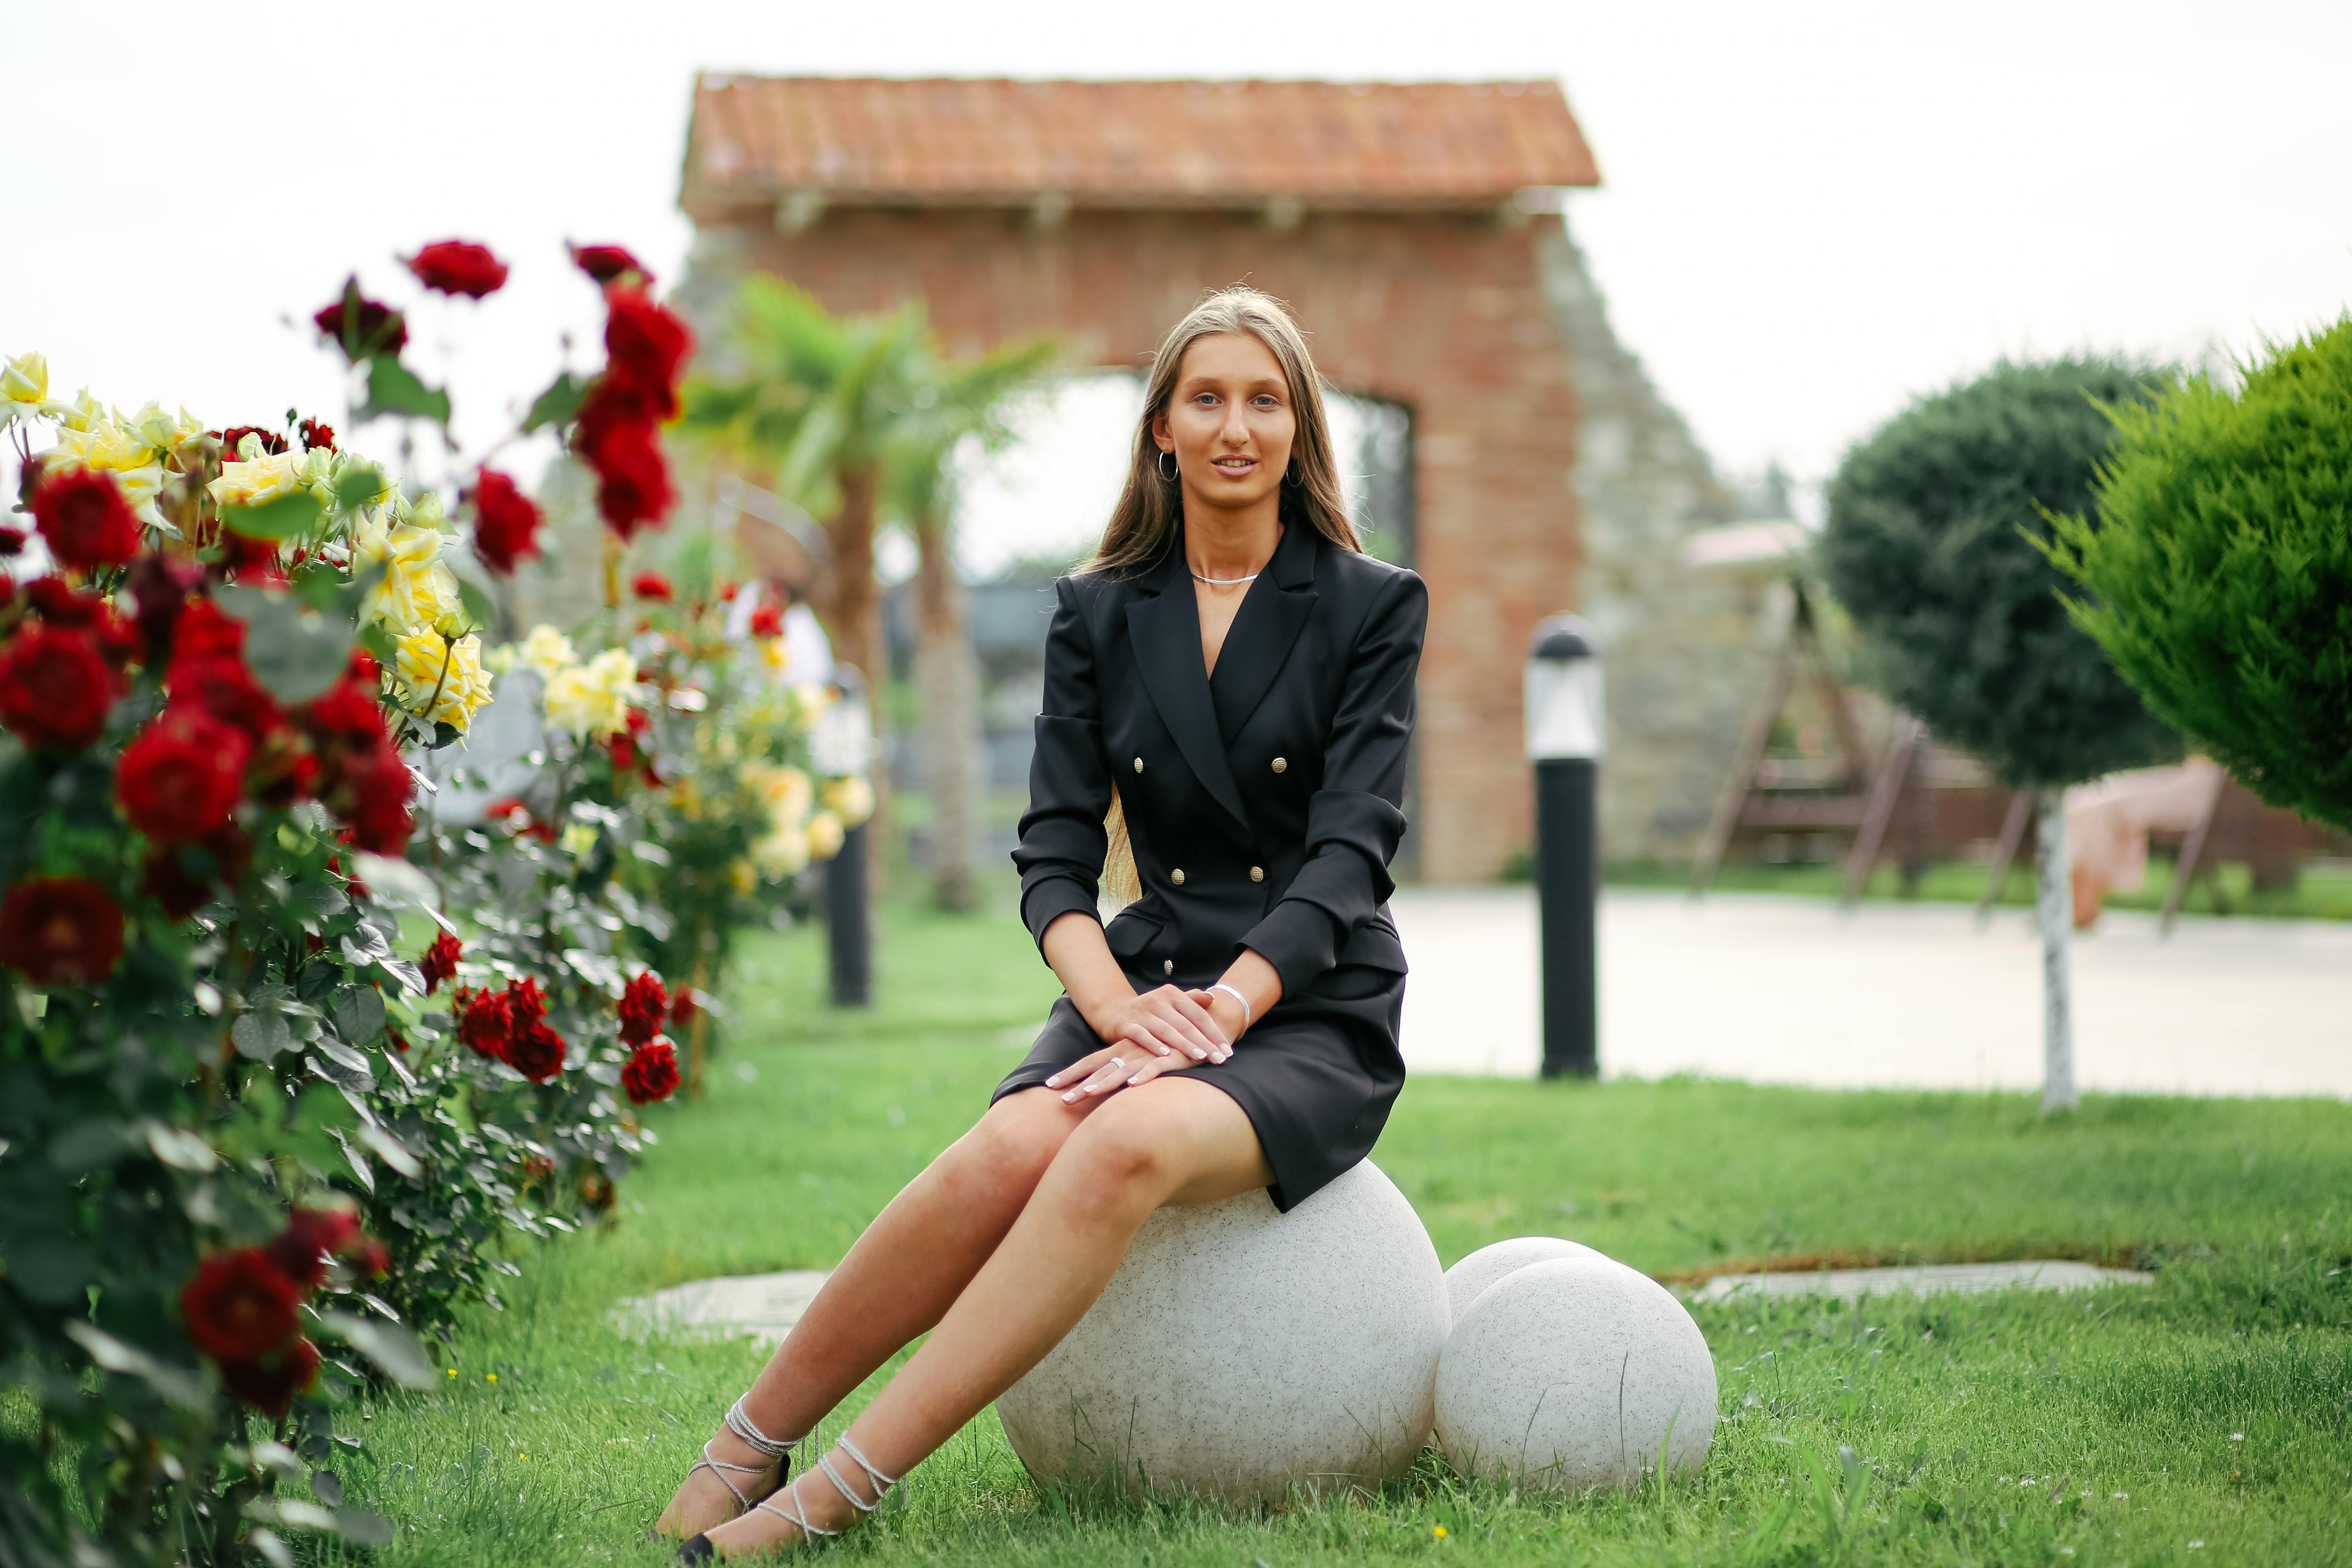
[
  {"x1": 1125, "y1": 542, "x2": 1252, "y2": 832},
  {"x1": 1208, "y1": 521, "x2": 1320, "y2": 744}
]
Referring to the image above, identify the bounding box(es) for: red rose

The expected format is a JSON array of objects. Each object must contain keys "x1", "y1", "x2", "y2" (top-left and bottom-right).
[
  {"x1": 265, "y1": 1207, "x2": 364, "y2": 1288},
  {"x1": 604, "y1": 287, "x2": 693, "y2": 403},
  {"x1": 631, "y1": 571, "x2": 673, "y2": 602},
  {"x1": 468, "y1": 469, "x2": 543, "y2": 575},
  {"x1": 143, "y1": 824, "x2": 252, "y2": 919},
  {"x1": 505, "y1": 1016, "x2": 566, "y2": 1083},
  {"x1": 212, "y1": 425, "x2": 287, "y2": 459},
  {"x1": 748, "y1": 603, "x2": 784, "y2": 639},
  {"x1": 118, "y1": 707, "x2": 250, "y2": 844},
  {"x1": 570, "y1": 244, "x2": 650, "y2": 285},
  {"x1": 0, "y1": 527, "x2": 24, "y2": 556},
  {"x1": 30, "y1": 466, "x2": 141, "y2": 575},
  {"x1": 0, "y1": 623, "x2": 119, "y2": 750},
  {"x1": 579, "y1": 415, "x2": 673, "y2": 540},
  {"x1": 299, "y1": 418, "x2": 337, "y2": 453},
  {"x1": 300, "y1": 673, "x2": 412, "y2": 853},
  {"x1": 455, "y1": 985, "x2": 512, "y2": 1061},
  {"x1": 179, "y1": 1248, "x2": 300, "y2": 1362},
  {"x1": 352, "y1": 1240, "x2": 391, "y2": 1276},
  {"x1": 406, "y1": 240, "x2": 508, "y2": 299},
  {"x1": 617, "y1": 970, "x2": 668, "y2": 1047},
  {"x1": 0, "y1": 876, "x2": 124, "y2": 987},
  {"x1": 219, "y1": 1337, "x2": 320, "y2": 1418},
  {"x1": 169, "y1": 597, "x2": 248, "y2": 662},
  {"x1": 24, "y1": 576, "x2": 100, "y2": 626},
  {"x1": 127, "y1": 555, "x2": 203, "y2": 668},
  {"x1": 622, "y1": 1040, "x2": 680, "y2": 1106},
  {"x1": 669, "y1": 988, "x2": 699, "y2": 1027},
  {"x1": 505, "y1": 975, "x2": 549, "y2": 1027},
  {"x1": 312, "y1": 286, "x2": 408, "y2": 360},
  {"x1": 420, "y1": 929, "x2": 462, "y2": 993}
]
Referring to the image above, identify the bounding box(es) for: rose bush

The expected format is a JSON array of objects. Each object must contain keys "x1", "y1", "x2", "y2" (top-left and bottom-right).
[{"x1": 0, "y1": 236, "x2": 783, "y2": 1567}]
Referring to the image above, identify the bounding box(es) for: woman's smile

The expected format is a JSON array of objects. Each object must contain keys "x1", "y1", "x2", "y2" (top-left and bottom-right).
[{"x1": 1210, "y1": 454, "x2": 1258, "y2": 478}]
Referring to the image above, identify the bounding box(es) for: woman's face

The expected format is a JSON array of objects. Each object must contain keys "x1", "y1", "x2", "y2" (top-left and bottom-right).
[{"x1": 1153, "y1": 331, "x2": 1296, "y2": 513}]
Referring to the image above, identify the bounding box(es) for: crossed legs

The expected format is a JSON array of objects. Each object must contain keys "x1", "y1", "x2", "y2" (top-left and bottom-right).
[{"x1": 656, "y1": 1076, "x2": 1271, "y2": 1552}]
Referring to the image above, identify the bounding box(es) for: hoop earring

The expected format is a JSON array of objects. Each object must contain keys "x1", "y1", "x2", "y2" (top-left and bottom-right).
[
  {"x1": 1284, "y1": 460, "x2": 1304, "y2": 488},
  {"x1": 1157, "y1": 450, "x2": 1178, "y2": 481}
]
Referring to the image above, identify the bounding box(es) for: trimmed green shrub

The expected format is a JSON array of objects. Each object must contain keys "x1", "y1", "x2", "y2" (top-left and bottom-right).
[
  {"x1": 1821, "y1": 357, "x2": 2181, "y2": 787},
  {"x1": 2049, "y1": 317, "x2": 2352, "y2": 832}
]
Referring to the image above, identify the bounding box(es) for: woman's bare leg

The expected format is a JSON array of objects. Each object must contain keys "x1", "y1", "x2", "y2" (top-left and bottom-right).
[
  {"x1": 702, "y1": 1076, "x2": 1271, "y2": 1552},
  {"x1": 656, "y1": 1087, "x2": 1101, "y2": 1536}
]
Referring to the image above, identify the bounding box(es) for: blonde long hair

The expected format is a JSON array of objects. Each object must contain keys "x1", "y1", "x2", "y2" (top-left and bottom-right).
[{"x1": 1090, "y1": 287, "x2": 1360, "y2": 908}]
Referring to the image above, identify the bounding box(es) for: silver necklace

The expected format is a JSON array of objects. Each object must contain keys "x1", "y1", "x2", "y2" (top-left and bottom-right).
[{"x1": 1191, "y1": 569, "x2": 1259, "y2": 587}]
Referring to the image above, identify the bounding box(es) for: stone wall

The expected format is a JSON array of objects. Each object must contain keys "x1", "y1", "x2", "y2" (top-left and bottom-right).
[{"x1": 1539, "y1": 221, "x2": 1774, "y2": 865}]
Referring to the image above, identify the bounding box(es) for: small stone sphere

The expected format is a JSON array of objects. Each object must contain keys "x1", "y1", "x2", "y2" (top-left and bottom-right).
[
  {"x1": 1442, "y1": 1235, "x2": 1600, "y2": 1323},
  {"x1": 996, "y1": 1160, "x2": 1447, "y2": 1504},
  {"x1": 1435, "y1": 1256, "x2": 1717, "y2": 1491}
]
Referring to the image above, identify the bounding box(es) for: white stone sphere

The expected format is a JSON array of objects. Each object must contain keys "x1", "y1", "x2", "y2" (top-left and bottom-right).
[
  {"x1": 996, "y1": 1160, "x2": 1447, "y2": 1504},
  {"x1": 1435, "y1": 1256, "x2": 1717, "y2": 1491},
  {"x1": 1442, "y1": 1235, "x2": 1600, "y2": 1323}
]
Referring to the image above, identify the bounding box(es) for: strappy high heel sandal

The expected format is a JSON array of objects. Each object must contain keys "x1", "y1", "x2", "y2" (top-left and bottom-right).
[
  {"x1": 675, "y1": 1397, "x2": 803, "y2": 1562},
  {"x1": 680, "y1": 1434, "x2": 901, "y2": 1560}
]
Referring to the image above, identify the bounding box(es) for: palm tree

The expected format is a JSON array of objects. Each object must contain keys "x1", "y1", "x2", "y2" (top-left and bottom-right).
[
  {"x1": 882, "y1": 344, "x2": 1055, "y2": 910},
  {"x1": 684, "y1": 277, "x2": 1052, "y2": 910},
  {"x1": 682, "y1": 277, "x2": 929, "y2": 704}
]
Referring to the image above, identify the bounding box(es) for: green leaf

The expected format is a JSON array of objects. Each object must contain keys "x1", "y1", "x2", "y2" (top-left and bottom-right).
[
  {"x1": 455, "y1": 576, "x2": 495, "y2": 635},
  {"x1": 335, "y1": 1509, "x2": 394, "y2": 1549},
  {"x1": 232, "y1": 1011, "x2": 295, "y2": 1062},
  {"x1": 6, "y1": 1237, "x2": 93, "y2": 1304},
  {"x1": 522, "y1": 371, "x2": 586, "y2": 433},
  {"x1": 61, "y1": 1321, "x2": 207, "y2": 1409},
  {"x1": 141, "y1": 1120, "x2": 219, "y2": 1172},
  {"x1": 216, "y1": 586, "x2": 356, "y2": 705},
  {"x1": 220, "y1": 489, "x2": 324, "y2": 542},
  {"x1": 358, "y1": 354, "x2": 451, "y2": 425},
  {"x1": 356, "y1": 1118, "x2": 422, "y2": 1179},
  {"x1": 309, "y1": 1040, "x2": 376, "y2": 1094},
  {"x1": 334, "y1": 463, "x2": 388, "y2": 511},
  {"x1": 329, "y1": 986, "x2": 386, "y2": 1043},
  {"x1": 315, "y1": 1310, "x2": 437, "y2": 1388}
]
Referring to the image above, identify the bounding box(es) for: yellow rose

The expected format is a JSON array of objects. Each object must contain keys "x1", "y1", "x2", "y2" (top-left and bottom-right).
[
  {"x1": 123, "y1": 401, "x2": 204, "y2": 457},
  {"x1": 758, "y1": 636, "x2": 791, "y2": 675},
  {"x1": 513, "y1": 624, "x2": 577, "y2": 679},
  {"x1": 395, "y1": 627, "x2": 493, "y2": 731},
  {"x1": 353, "y1": 511, "x2": 463, "y2": 634},
  {"x1": 55, "y1": 388, "x2": 107, "y2": 433},
  {"x1": 821, "y1": 774, "x2": 874, "y2": 828},
  {"x1": 2, "y1": 353, "x2": 62, "y2": 425},
  {"x1": 208, "y1": 447, "x2": 309, "y2": 508},
  {"x1": 49, "y1": 417, "x2": 164, "y2": 524},
  {"x1": 726, "y1": 857, "x2": 760, "y2": 895},
  {"x1": 560, "y1": 824, "x2": 600, "y2": 861},
  {"x1": 750, "y1": 826, "x2": 810, "y2": 879},
  {"x1": 542, "y1": 647, "x2": 638, "y2": 739},
  {"x1": 805, "y1": 810, "x2": 845, "y2": 862}
]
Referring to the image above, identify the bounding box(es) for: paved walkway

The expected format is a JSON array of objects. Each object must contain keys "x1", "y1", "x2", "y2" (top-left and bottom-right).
[
  {"x1": 1392, "y1": 887, "x2": 2352, "y2": 1096},
  {"x1": 1689, "y1": 1260, "x2": 2150, "y2": 1303}
]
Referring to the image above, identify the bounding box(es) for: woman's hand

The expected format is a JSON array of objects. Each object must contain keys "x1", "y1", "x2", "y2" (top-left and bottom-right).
[{"x1": 1048, "y1": 985, "x2": 1231, "y2": 1102}]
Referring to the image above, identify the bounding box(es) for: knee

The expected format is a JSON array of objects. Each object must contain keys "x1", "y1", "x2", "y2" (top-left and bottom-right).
[
  {"x1": 1049, "y1": 1103, "x2": 1172, "y2": 1212},
  {"x1": 951, "y1": 1093, "x2": 1071, "y2": 1190}
]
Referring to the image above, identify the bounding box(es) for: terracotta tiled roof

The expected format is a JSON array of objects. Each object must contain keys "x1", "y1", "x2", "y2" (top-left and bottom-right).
[{"x1": 681, "y1": 76, "x2": 1598, "y2": 216}]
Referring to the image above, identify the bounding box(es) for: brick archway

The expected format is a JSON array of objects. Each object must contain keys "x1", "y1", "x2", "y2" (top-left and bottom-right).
[{"x1": 679, "y1": 78, "x2": 1599, "y2": 881}]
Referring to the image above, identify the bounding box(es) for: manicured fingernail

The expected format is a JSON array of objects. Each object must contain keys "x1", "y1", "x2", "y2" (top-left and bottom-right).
[{"x1": 1061, "y1": 1090, "x2": 1079, "y2": 1102}]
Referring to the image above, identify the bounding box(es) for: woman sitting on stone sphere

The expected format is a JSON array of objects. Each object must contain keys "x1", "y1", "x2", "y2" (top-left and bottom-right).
[{"x1": 659, "y1": 285, "x2": 1426, "y2": 1557}]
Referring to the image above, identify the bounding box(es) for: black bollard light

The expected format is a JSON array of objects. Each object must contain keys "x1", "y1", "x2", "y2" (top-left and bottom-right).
[
  {"x1": 812, "y1": 668, "x2": 876, "y2": 1009},
  {"x1": 1526, "y1": 616, "x2": 1604, "y2": 1079}
]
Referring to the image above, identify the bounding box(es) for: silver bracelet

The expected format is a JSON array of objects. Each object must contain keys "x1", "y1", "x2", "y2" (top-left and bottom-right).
[{"x1": 1208, "y1": 983, "x2": 1252, "y2": 1031}]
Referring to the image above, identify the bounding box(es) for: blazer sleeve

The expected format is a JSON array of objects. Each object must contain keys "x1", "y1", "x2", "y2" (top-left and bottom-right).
[
  {"x1": 1011, "y1": 576, "x2": 1113, "y2": 951},
  {"x1": 1237, "y1": 568, "x2": 1427, "y2": 999}
]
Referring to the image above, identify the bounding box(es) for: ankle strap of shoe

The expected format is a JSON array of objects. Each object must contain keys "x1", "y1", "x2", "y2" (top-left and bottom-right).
[{"x1": 724, "y1": 1396, "x2": 804, "y2": 1459}]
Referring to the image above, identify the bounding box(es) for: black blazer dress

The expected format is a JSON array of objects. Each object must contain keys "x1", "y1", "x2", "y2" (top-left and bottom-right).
[{"x1": 996, "y1": 518, "x2": 1427, "y2": 1210}]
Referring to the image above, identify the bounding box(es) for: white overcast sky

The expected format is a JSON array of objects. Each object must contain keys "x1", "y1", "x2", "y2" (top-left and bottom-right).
[{"x1": 5, "y1": 0, "x2": 2348, "y2": 527}]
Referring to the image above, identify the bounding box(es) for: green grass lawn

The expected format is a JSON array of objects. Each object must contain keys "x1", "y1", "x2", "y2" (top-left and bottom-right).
[{"x1": 327, "y1": 885, "x2": 2352, "y2": 1568}]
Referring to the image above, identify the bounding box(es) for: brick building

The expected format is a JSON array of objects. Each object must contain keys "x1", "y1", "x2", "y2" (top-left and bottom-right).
[{"x1": 673, "y1": 76, "x2": 1760, "y2": 880}]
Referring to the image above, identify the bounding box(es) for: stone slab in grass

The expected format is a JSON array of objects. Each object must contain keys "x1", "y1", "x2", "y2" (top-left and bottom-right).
[
  {"x1": 1689, "y1": 1259, "x2": 2151, "y2": 1303},
  {"x1": 613, "y1": 1270, "x2": 829, "y2": 1344}
]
